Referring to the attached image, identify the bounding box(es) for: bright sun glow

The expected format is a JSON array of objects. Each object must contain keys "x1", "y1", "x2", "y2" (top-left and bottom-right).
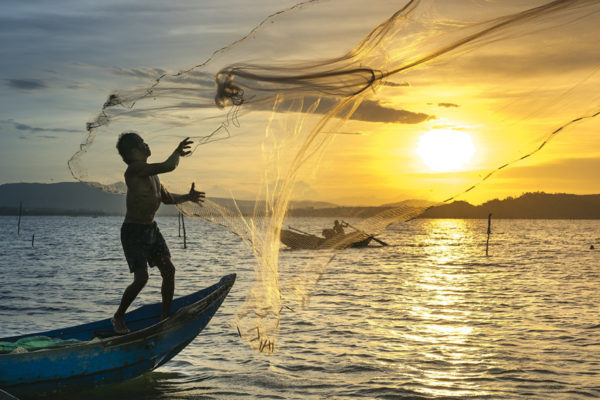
[{"x1": 416, "y1": 130, "x2": 475, "y2": 172}]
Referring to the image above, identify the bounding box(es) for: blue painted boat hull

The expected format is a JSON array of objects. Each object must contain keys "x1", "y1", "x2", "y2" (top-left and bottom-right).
[{"x1": 0, "y1": 274, "x2": 236, "y2": 397}]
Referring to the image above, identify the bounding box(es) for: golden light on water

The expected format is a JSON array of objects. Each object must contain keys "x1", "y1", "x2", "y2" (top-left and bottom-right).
[
  {"x1": 401, "y1": 219, "x2": 490, "y2": 397},
  {"x1": 417, "y1": 129, "x2": 475, "y2": 172}
]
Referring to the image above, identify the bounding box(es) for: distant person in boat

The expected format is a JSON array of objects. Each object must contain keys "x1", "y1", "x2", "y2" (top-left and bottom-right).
[
  {"x1": 112, "y1": 133, "x2": 205, "y2": 334},
  {"x1": 333, "y1": 220, "x2": 348, "y2": 235},
  {"x1": 323, "y1": 220, "x2": 348, "y2": 239}
]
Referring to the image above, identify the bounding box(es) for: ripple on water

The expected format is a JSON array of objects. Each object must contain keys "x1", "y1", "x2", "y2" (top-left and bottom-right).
[{"x1": 1, "y1": 217, "x2": 600, "y2": 399}]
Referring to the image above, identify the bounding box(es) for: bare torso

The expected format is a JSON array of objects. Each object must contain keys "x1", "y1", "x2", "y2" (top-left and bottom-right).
[{"x1": 124, "y1": 167, "x2": 162, "y2": 224}]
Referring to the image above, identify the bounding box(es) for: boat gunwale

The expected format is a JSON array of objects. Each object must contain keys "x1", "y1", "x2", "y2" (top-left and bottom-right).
[{"x1": 0, "y1": 274, "x2": 235, "y2": 357}]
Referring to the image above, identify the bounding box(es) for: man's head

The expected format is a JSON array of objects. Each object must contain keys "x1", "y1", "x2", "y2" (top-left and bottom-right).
[{"x1": 116, "y1": 132, "x2": 150, "y2": 164}]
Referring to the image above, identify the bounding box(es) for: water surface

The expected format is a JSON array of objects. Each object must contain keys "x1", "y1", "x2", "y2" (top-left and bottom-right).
[{"x1": 1, "y1": 216, "x2": 599, "y2": 399}]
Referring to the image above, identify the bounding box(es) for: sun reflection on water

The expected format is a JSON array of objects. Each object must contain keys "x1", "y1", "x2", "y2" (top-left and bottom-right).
[{"x1": 402, "y1": 219, "x2": 491, "y2": 397}]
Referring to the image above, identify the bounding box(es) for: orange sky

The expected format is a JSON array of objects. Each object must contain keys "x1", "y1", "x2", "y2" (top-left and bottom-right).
[{"x1": 2, "y1": 0, "x2": 600, "y2": 207}]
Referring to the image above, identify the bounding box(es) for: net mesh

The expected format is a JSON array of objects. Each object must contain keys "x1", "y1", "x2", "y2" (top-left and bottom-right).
[{"x1": 68, "y1": 0, "x2": 600, "y2": 352}]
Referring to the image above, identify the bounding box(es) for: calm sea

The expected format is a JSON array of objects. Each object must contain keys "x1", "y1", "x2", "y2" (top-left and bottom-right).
[{"x1": 1, "y1": 216, "x2": 599, "y2": 399}]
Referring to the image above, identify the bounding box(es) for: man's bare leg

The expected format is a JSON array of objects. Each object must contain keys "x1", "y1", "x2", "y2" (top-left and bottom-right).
[
  {"x1": 112, "y1": 268, "x2": 149, "y2": 333},
  {"x1": 158, "y1": 259, "x2": 175, "y2": 320}
]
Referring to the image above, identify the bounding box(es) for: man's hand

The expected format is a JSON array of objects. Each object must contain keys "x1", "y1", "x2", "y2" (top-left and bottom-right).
[
  {"x1": 188, "y1": 182, "x2": 205, "y2": 204},
  {"x1": 176, "y1": 137, "x2": 193, "y2": 157}
]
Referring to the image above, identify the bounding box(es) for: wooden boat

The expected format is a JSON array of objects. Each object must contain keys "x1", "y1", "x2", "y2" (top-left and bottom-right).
[
  {"x1": 280, "y1": 229, "x2": 373, "y2": 249},
  {"x1": 0, "y1": 274, "x2": 235, "y2": 398}
]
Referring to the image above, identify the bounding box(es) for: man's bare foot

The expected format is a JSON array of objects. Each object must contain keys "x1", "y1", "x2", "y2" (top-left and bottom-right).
[
  {"x1": 111, "y1": 315, "x2": 130, "y2": 334},
  {"x1": 160, "y1": 314, "x2": 169, "y2": 322}
]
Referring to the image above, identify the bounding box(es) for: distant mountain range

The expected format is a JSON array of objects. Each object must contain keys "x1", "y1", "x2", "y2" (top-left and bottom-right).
[
  {"x1": 0, "y1": 182, "x2": 336, "y2": 217},
  {"x1": 419, "y1": 192, "x2": 600, "y2": 219},
  {"x1": 0, "y1": 182, "x2": 130, "y2": 216},
  {"x1": 2, "y1": 182, "x2": 600, "y2": 219}
]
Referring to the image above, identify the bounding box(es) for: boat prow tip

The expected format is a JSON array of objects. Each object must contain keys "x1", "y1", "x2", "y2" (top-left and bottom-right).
[{"x1": 220, "y1": 273, "x2": 236, "y2": 287}]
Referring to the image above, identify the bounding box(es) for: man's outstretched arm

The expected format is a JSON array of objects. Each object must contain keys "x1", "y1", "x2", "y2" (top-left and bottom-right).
[
  {"x1": 129, "y1": 138, "x2": 193, "y2": 177},
  {"x1": 161, "y1": 182, "x2": 205, "y2": 205}
]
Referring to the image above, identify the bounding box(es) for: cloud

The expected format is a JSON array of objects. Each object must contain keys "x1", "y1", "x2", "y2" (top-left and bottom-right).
[
  {"x1": 251, "y1": 96, "x2": 432, "y2": 124},
  {"x1": 19, "y1": 135, "x2": 58, "y2": 140},
  {"x1": 382, "y1": 81, "x2": 410, "y2": 87},
  {"x1": 4, "y1": 75, "x2": 84, "y2": 91},
  {"x1": 0, "y1": 119, "x2": 80, "y2": 136},
  {"x1": 108, "y1": 66, "x2": 215, "y2": 87},
  {"x1": 66, "y1": 82, "x2": 85, "y2": 90},
  {"x1": 105, "y1": 66, "x2": 168, "y2": 80},
  {"x1": 5, "y1": 78, "x2": 47, "y2": 90},
  {"x1": 130, "y1": 94, "x2": 433, "y2": 125},
  {"x1": 351, "y1": 99, "x2": 432, "y2": 124},
  {"x1": 76, "y1": 64, "x2": 215, "y2": 88},
  {"x1": 438, "y1": 102, "x2": 459, "y2": 108}
]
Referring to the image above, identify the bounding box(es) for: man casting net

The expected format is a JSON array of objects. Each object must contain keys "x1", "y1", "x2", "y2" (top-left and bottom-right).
[{"x1": 69, "y1": 0, "x2": 600, "y2": 351}]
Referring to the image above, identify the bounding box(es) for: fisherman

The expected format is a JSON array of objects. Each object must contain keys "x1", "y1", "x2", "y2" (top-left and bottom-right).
[
  {"x1": 333, "y1": 220, "x2": 348, "y2": 235},
  {"x1": 112, "y1": 133, "x2": 205, "y2": 334}
]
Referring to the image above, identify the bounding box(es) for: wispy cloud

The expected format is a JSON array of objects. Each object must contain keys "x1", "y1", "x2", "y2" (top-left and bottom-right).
[
  {"x1": 106, "y1": 66, "x2": 168, "y2": 80},
  {"x1": 251, "y1": 96, "x2": 432, "y2": 124},
  {"x1": 5, "y1": 75, "x2": 85, "y2": 91},
  {"x1": 19, "y1": 135, "x2": 58, "y2": 140},
  {"x1": 104, "y1": 65, "x2": 214, "y2": 87},
  {"x1": 5, "y1": 78, "x2": 47, "y2": 90},
  {"x1": 352, "y1": 99, "x2": 432, "y2": 124},
  {"x1": 65, "y1": 82, "x2": 86, "y2": 89},
  {"x1": 438, "y1": 102, "x2": 459, "y2": 108},
  {"x1": 382, "y1": 81, "x2": 410, "y2": 87},
  {"x1": 75, "y1": 64, "x2": 215, "y2": 88},
  {"x1": 0, "y1": 119, "x2": 80, "y2": 136}
]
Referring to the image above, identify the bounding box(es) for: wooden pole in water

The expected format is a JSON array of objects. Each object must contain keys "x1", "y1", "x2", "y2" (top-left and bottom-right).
[
  {"x1": 485, "y1": 213, "x2": 492, "y2": 256},
  {"x1": 31, "y1": 233, "x2": 35, "y2": 247},
  {"x1": 181, "y1": 212, "x2": 187, "y2": 249},
  {"x1": 178, "y1": 211, "x2": 182, "y2": 237},
  {"x1": 17, "y1": 201, "x2": 22, "y2": 235}
]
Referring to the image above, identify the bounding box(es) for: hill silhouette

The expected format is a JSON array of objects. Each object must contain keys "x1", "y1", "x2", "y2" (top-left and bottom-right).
[
  {"x1": 0, "y1": 182, "x2": 129, "y2": 216},
  {"x1": 2, "y1": 183, "x2": 600, "y2": 218},
  {"x1": 0, "y1": 182, "x2": 334, "y2": 217},
  {"x1": 420, "y1": 192, "x2": 600, "y2": 219}
]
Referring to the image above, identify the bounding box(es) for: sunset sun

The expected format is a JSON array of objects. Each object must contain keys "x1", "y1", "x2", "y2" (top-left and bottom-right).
[{"x1": 416, "y1": 130, "x2": 475, "y2": 172}]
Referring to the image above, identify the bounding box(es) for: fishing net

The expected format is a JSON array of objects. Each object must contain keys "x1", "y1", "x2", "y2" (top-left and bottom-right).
[
  {"x1": 68, "y1": 0, "x2": 600, "y2": 352},
  {"x1": 0, "y1": 336, "x2": 81, "y2": 354}
]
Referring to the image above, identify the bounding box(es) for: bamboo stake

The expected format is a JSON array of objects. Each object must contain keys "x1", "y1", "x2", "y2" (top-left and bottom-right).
[
  {"x1": 181, "y1": 212, "x2": 187, "y2": 249},
  {"x1": 485, "y1": 213, "x2": 492, "y2": 256},
  {"x1": 17, "y1": 201, "x2": 22, "y2": 235}
]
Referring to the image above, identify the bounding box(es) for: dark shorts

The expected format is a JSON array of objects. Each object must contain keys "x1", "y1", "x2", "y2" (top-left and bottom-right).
[{"x1": 121, "y1": 222, "x2": 171, "y2": 272}]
